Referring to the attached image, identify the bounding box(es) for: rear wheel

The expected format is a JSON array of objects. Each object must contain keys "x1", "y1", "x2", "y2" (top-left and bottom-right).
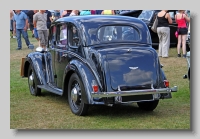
[
  {"x1": 28, "y1": 64, "x2": 41, "y2": 96},
  {"x1": 137, "y1": 100, "x2": 159, "y2": 111},
  {"x1": 68, "y1": 73, "x2": 89, "y2": 116}
]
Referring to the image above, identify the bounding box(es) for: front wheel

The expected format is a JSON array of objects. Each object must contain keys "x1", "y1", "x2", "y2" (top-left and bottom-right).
[
  {"x1": 137, "y1": 100, "x2": 159, "y2": 111},
  {"x1": 68, "y1": 73, "x2": 89, "y2": 116},
  {"x1": 28, "y1": 64, "x2": 41, "y2": 96}
]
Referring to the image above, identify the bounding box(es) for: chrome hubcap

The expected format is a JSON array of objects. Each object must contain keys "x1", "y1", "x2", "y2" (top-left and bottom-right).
[
  {"x1": 71, "y1": 84, "x2": 79, "y2": 102},
  {"x1": 28, "y1": 71, "x2": 34, "y2": 92}
]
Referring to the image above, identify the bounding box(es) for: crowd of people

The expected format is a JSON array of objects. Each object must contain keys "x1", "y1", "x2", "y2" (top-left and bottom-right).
[
  {"x1": 10, "y1": 10, "x2": 190, "y2": 57},
  {"x1": 10, "y1": 10, "x2": 117, "y2": 51},
  {"x1": 156, "y1": 10, "x2": 190, "y2": 58}
]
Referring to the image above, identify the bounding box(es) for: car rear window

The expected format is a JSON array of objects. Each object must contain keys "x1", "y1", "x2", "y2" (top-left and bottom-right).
[{"x1": 97, "y1": 25, "x2": 140, "y2": 42}]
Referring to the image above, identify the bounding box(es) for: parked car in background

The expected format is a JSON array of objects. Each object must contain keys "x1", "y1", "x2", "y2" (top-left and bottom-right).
[
  {"x1": 20, "y1": 15, "x2": 177, "y2": 116},
  {"x1": 120, "y1": 10, "x2": 190, "y2": 51},
  {"x1": 48, "y1": 10, "x2": 55, "y2": 15},
  {"x1": 183, "y1": 51, "x2": 190, "y2": 81},
  {"x1": 183, "y1": 34, "x2": 190, "y2": 83}
]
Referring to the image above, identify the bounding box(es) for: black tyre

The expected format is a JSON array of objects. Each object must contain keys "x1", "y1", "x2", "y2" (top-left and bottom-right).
[
  {"x1": 68, "y1": 73, "x2": 89, "y2": 116},
  {"x1": 28, "y1": 64, "x2": 41, "y2": 96},
  {"x1": 137, "y1": 100, "x2": 159, "y2": 111}
]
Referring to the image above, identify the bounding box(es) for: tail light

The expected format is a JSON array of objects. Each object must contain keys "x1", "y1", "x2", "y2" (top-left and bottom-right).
[
  {"x1": 164, "y1": 80, "x2": 169, "y2": 87},
  {"x1": 92, "y1": 80, "x2": 98, "y2": 93}
]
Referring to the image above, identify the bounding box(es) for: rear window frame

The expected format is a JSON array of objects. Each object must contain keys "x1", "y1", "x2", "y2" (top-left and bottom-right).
[{"x1": 97, "y1": 25, "x2": 142, "y2": 43}]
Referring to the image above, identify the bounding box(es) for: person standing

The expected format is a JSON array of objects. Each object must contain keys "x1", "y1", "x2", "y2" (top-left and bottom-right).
[
  {"x1": 10, "y1": 10, "x2": 16, "y2": 38},
  {"x1": 95, "y1": 10, "x2": 103, "y2": 15},
  {"x1": 175, "y1": 10, "x2": 190, "y2": 58},
  {"x1": 101, "y1": 10, "x2": 115, "y2": 15},
  {"x1": 61, "y1": 10, "x2": 72, "y2": 17},
  {"x1": 32, "y1": 10, "x2": 40, "y2": 46},
  {"x1": 90, "y1": 10, "x2": 96, "y2": 15},
  {"x1": 45, "y1": 10, "x2": 53, "y2": 30},
  {"x1": 70, "y1": 10, "x2": 79, "y2": 16},
  {"x1": 80, "y1": 10, "x2": 91, "y2": 15},
  {"x1": 157, "y1": 10, "x2": 172, "y2": 58},
  {"x1": 54, "y1": 10, "x2": 61, "y2": 20},
  {"x1": 13, "y1": 10, "x2": 31, "y2": 50},
  {"x1": 27, "y1": 10, "x2": 35, "y2": 37},
  {"x1": 33, "y1": 10, "x2": 48, "y2": 50}
]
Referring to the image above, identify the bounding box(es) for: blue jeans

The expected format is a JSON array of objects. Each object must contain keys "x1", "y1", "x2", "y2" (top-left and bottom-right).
[
  {"x1": 10, "y1": 20, "x2": 13, "y2": 31},
  {"x1": 16, "y1": 29, "x2": 30, "y2": 48}
]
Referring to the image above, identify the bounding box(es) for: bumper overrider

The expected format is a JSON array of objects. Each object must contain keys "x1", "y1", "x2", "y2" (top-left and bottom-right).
[{"x1": 91, "y1": 86, "x2": 177, "y2": 98}]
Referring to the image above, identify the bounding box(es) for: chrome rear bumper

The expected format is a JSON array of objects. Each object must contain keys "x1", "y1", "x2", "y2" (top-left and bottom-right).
[{"x1": 91, "y1": 86, "x2": 177, "y2": 98}]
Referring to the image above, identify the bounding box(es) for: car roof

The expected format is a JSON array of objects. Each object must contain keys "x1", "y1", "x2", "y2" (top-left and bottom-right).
[
  {"x1": 56, "y1": 15, "x2": 141, "y2": 24},
  {"x1": 54, "y1": 15, "x2": 151, "y2": 46}
]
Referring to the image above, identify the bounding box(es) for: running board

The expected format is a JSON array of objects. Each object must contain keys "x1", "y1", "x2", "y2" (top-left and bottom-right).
[{"x1": 37, "y1": 85, "x2": 63, "y2": 96}]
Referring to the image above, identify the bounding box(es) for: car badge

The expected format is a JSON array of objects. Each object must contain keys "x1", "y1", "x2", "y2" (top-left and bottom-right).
[
  {"x1": 127, "y1": 48, "x2": 132, "y2": 52},
  {"x1": 129, "y1": 67, "x2": 138, "y2": 70}
]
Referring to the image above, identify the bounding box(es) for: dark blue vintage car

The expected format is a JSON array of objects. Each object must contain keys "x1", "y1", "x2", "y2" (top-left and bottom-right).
[{"x1": 21, "y1": 15, "x2": 177, "y2": 116}]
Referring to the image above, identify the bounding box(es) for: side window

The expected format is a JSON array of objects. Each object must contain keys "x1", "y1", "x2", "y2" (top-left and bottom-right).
[
  {"x1": 58, "y1": 24, "x2": 68, "y2": 46},
  {"x1": 68, "y1": 25, "x2": 79, "y2": 46},
  {"x1": 48, "y1": 25, "x2": 56, "y2": 48}
]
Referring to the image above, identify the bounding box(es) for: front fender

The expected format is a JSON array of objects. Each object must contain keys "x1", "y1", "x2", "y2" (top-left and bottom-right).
[{"x1": 64, "y1": 59, "x2": 101, "y2": 104}]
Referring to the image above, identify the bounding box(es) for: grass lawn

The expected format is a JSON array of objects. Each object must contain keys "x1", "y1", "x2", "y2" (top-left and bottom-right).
[{"x1": 10, "y1": 31, "x2": 190, "y2": 129}]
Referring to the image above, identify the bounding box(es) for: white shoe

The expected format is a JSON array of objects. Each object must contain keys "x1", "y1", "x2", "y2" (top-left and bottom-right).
[
  {"x1": 36, "y1": 46, "x2": 43, "y2": 52},
  {"x1": 43, "y1": 48, "x2": 48, "y2": 51},
  {"x1": 13, "y1": 36, "x2": 16, "y2": 38}
]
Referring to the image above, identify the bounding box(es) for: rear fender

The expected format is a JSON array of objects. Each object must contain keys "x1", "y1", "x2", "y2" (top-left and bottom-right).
[
  {"x1": 64, "y1": 59, "x2": 102, "y2": 104},
  {"x1": 24, "y1": 52, "x2": 49, "y2": 85}
]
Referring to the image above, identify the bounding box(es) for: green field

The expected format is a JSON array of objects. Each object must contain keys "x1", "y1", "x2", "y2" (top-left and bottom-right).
[{"x1": 10, "y1": 31, "x2": 190, "y2": 129}]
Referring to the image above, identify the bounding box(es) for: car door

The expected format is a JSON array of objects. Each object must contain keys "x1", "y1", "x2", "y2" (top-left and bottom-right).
[
  {"x1": 53, "y1": 23, "x2": 70, "y2": 89},
  {"x1": 48, "y1": 24, "x2": 57, "y2": 86}
]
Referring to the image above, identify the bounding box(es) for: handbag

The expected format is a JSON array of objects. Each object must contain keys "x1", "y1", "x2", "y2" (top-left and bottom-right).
[
  {"x1": 175, "y1": 30, "x2": 178, "y2": 38},
  {"x1": 151, "y1": 16, "x2": 158, "y2": 33}
]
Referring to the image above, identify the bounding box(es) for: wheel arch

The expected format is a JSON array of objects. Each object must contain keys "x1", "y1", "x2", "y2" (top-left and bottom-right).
[
  {"x1": 24, "y1": 53, "x2": 47, "y2": 85},
  {"x1": 63, "y1": 60, "x2": 100, "y2": 104},
  {"x1": 63, "y1": 70, "x2": 74, "y2": 97},
  {"x1": 23, "y1": 60, "x2": 31, "y2": 77}
]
